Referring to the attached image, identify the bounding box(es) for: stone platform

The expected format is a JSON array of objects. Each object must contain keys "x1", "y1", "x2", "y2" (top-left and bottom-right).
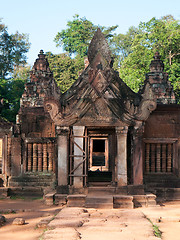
[{"x1": 45, "y1": 192, "x2": 157, "y2": 209}]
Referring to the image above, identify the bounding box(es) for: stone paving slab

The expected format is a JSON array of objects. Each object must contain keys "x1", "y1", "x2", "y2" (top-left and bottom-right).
[
  {"x1": 42, "y1": 207, "x2": 157, "y2": 240},
  {"x1": 43, "y1": 228, "x2": 80, "y2": 240}
]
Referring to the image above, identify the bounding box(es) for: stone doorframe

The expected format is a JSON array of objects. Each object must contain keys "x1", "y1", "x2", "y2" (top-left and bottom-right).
[
  {"x1": 56, "y1": 124, "x2": 145, "y2": 192},
  {"x1": 0, "y1": 134, "x2": 9, "y2": 187}
]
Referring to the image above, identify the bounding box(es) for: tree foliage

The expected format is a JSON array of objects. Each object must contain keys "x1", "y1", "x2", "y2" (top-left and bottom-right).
[
  {"x1": 115, "y1": 15, "x2": 180, "y2": 100},
  {"x1": 1, "y1": 14, "x2": 180, "y2": 123},
  {"x1": 53, "y1": 15, "x2": 180, "y2": 102},
  {"x1": 46, "y1": 52, "x2": 84, "y2": 93},
  {"x1": 0, "y1": 20, "x2": 30, "y2": 79},
  {"x1": 54, "y1": 14, "x2": 118, "y2": 57},
  {"x1": 0, "y1": 65, "x2": 30, "y2": 122},
  {"x1": 0, "y1": 19, "x2": 30, "y2": 122}
]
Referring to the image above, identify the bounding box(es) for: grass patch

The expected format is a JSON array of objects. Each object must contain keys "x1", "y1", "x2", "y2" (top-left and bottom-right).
[
  {"x1": 10, "y1": 195, "x2": 25, "y2": 200},
  {"x1": 38, "y1": 227, "x2": 52, "y2": 240},
  {"x1": 0, "y1": 197, "x2": 6, "y2": 200},
  {"x1": 31, "y1": 197, "x2": 43, "y2": 201},
  {"x1": 9, "y1": 195, "x2": 43, "y2": 201},
  {"x1": 147, "y1": 218, "x2": 162, "y2": 238},
  {"x1": 0, "y1": 210, "x2": 16, "y2": 214}
]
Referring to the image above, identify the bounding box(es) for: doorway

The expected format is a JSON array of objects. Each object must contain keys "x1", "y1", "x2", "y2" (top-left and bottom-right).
[
  {"x1": 89, "y1": 137, "x2": 108, "y2": 171},
  {"x1": 87, "y1": 129, "x2": 114, "y2": 183}
]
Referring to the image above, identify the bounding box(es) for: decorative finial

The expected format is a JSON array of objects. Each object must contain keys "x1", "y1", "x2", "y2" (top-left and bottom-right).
[
  {"x1": 149, "y1": 51, "x2": 164, "y2": 72},
  {"x1": 87, "y1": 28, "x2": 112, "y2": 68},
  {"x1": 30, "y1": 50, "x2": 52, "y2": 80},
  {"x1": 38, "y1": 50, "x2": 45, "y2": 59},
  {"x1": 154, "y1": 51, "x2": 161, "y2": 60}
]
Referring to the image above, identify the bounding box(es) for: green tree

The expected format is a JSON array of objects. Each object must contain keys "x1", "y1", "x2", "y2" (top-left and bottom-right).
[
  {"x1": 110, "y1": 26, "x2": 140, "y2": 68},
  {"x1": 0, "y1": 19, "x2": 30, "y2": 122},
  {"x1": 53, "y1": 15, "x2": 118, "y2": 91},
  {"x1": 0, "y1": 19, "x2": 30, "y2": 79},
  {"x1": 54, "y1": 14, "x2": 118, "y2": 57},
  {"x1": 0, "y1": 65, "x2": 30, "y2": 122},
  {"x1": 116, "y1": 15, "x2": 180, "y2": 100},
  {"x1": 46, "y1": 52, "x2": 84, "y2": 93}
]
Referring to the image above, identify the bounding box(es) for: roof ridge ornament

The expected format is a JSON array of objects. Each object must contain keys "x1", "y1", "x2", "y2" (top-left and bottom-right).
[
  {"x1": 87, "y1": 28, "x2": 112, "y2": 68},
  {"x1": 149, "y1": 51, "x2": 164, "y2": 72},
  {"x1": 30, "y1": 50, "x2": 53, "y2": 81}
]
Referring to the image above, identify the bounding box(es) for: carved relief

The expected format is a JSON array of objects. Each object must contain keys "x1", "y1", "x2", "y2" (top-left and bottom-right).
[
  {"x1": 44, "y1": 99, "x2": 59, "y2": 121},
  {"x1": 44, "y1": 29, "x2": 157, "y2": 127}
]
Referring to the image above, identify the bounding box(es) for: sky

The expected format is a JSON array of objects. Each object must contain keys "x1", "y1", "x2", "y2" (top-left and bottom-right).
[{"x1": 0, "y1": 0, "x2": 180, "y2": 65}]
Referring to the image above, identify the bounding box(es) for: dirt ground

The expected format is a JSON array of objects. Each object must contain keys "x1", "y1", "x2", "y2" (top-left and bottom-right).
[
  {"x1": 0, "y1": 197, "x2": 62, "y2": 240},
  {"x1": 0, "y1": 197, "x2": 180, "y2": 240},
  {"x1": 141, "y1": 202, "x2": 180, "y2": 240}
]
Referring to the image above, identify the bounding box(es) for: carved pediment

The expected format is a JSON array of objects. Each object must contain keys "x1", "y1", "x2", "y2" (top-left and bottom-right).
[
  {"x1": 44, "y1": 29, "x2": 157, "y2": 127},
  {"x1": 91, "y1": 70, "x2": 108, "y2": 93}
]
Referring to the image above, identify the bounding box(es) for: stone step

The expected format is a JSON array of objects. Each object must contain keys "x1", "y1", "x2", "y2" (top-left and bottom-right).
[
  {"x1": 144, "y1": 173, "x2": 178, "y2": 180},
  {"x1": 166, "y1": 188, "x2": 180, "y2": 200},
  {"x1": 10, "y1": 176, "x2": 55, "y2": 182},
  {"x1": 87, "y1": 186, "x2": 116, "y2": 195},
  {"x1": 9, "y1": 181, "x2": 53, "y2": 187},
  {"x1": 0, "y1": 187, "x2": 9, "y2": 197},
  {"x1": 85, "y1": 196, "x2": 113, "y2": 209},
  {"x1": 9, "y1": 173, "x2": 56, "y2": 188},
  {"x1": 85, "y1": 202, "x2": 113, "y2": 209},
  {"x1": 67, "y1": 195, "x2": 86, "y2": 207},
  {"x1": 144, "y1": 174, "x2": 180, "y2": 188},
  {"x1": 113, "y1": 195, "x2": 134, "y2": 209},
  {"x1": 152, "y1": 187, "x2": 180, "y2": 201},
  {"x1": 9, "y1": 187, "x2": 44, "y2": 197},
  {"x1": 88, "y1": 181, "x2": 112, "y2": 187}
]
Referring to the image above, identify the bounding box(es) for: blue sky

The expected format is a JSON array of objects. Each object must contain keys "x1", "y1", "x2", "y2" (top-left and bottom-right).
[{"x1": 1, "y1": 0, "x2": 180, "y2": 65}]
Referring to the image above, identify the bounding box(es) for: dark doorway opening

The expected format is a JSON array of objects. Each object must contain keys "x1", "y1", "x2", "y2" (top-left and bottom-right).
[
  {"x1": 88, "y1": 130, "x2": 113, "y2": 183},
  {"x1": 93, "y1": 139, "x2": 105, "y2": 152}
]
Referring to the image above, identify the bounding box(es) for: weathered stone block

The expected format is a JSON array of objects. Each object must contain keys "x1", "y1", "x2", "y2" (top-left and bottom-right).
[
  {"x1": 0, "y1": 215, "x2": 6, "y2": 225},
  {"x1": 113, "y1": 195, "x2": 134, "y2": 209},
  {"x1": 55, "y1": 194, "x2": 67, "y2": 205},
  {"x1": 12, "y1": 218, "x2": 25, "y2": 225},
  {"x1": 0, "y1": 187, "x2": 9, "y2": 197},
  {"x1": 128, "y1": 185, "x2": 144, "y2": 195},
  {"x1": 146, "y1": 194, "x2": 156, "y2": 206},
  {"x1": 45, "y1": 192, "x2": 55, "y2": 206},
  {"x1": 67, "y1": 195, "x2": 86, "y2": 207},
  {"x1": 133, "y1": 195, "x2": 147, "y2": 207}
]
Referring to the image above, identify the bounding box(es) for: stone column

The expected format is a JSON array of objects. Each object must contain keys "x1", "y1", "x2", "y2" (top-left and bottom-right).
[
  {"x1": 73, "y1": 126, "x2": 85, "y2": 189},
  {"x1": 38, "y1": 143, "x2": 43, "y2": 171},
  {"x1": 132, "y1": 122, "x2": 144, "y2": 185},
  {"x1": 48, "y1": 142, "x2": 53, "y2": 171},
  {"x1": 27, "y1": 143, "x2": 32, "y2": 171},
  {"x1": 43, "y1": 143, "x2": 48, "y2": 171},
  {"x1": 57, "y1": 126, "x2": 69, "y2": 187},
  {"x1": 32, "y1": 143, "x2": 37, "y2": 172},
  {"x1": 116, "y1": 126, "x2": 128, "y2": 186}
]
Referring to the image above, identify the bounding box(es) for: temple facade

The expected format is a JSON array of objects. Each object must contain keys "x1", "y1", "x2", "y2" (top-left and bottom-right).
[{"x1": 0, "y1": 29, "x2": 179, "y2": 199}]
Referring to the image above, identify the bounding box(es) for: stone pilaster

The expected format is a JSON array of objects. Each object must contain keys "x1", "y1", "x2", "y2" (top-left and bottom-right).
[
  {"x1": 132, "y1": 122, "x2": 144, "y2": 185},
  {"x1": 73, "y1": 126, "x2": 85, "y2": 188},
  {"x1": 56, "y1": 126, "x2": 69, "y2": 187},
  {"x1": 116, "y1": 126, "x2": 128, "y2": 186}
]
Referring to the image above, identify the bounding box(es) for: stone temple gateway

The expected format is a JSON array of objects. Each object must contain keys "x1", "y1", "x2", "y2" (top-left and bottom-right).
[{"x1": 0, "y1": 29, "x2": 180, "y2": 207}]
